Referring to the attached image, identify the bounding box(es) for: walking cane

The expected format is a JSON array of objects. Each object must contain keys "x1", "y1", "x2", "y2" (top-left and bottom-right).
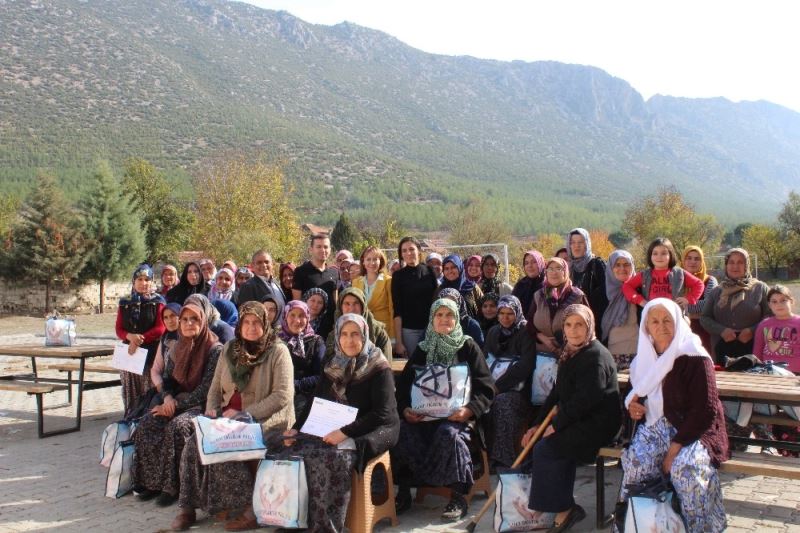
[{"x1": 464, "y1": 405, "x2": 559, "y2": 533}]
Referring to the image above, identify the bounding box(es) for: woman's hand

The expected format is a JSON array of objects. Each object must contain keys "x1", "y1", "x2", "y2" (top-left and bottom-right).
[
  {"x1": 537, "y1": 334, "x2": 558, "y2": 353},
  {"x1": 222, "y1": 408, "x2": 240, "y2": 419},
  {"x1": 674, "y1": 297, "x2": 689, "y2": 311},
  {"x1": 204, "y1": 408, "x2": 218, "y2": 418},
  {"x1": 662, "y1": 442, "x2": 682, "y2": 474},
  {"x1": 394, "y1": 341, "x2": 406, "y2": 358},
  {"x1": 322, "y1": 429, "x2": 348, "y2": 446},
  {"x1": 447, "y1": 407, "x2": 474, "y2": 423},
  {"x1": 522, "y1": 425, "x2": 539, "y2": 447},
  {"x1": 737, "y1": 329, "x2": 753, "y2": 344},
  {"x1": 282, "y1": 428, "x2": 298, "y2": 447},
  {"x1": 628, "y1": 395, "x2": 646, "y2": 421},
  {"x1": 151, "y1": 394, "x2": 177, "y2": 418},
  {"x1": 403, "y1": 407, "x2": 425, "y2": 424},
  {"x1": 720, "y1": 328, "x2": 738, "y2": 342}
]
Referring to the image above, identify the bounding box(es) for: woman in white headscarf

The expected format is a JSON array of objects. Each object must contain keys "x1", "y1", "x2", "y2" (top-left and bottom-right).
[{"x1": 621, "y1": 298, "x2": 729, "y2": 532}]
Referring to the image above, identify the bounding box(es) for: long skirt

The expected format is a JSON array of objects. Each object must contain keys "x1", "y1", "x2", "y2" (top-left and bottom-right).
[
  {"x1": 392, "y1": 420, "x2": 474, "y2": 493},
  {"x1": 620, "y1": 417, "x2": 726, "y2": 533},
  {"x1": 272, "y1": 437, "x2": 357, "y2": 533},
  {"x1": 486, "y1": 391, "x2": 534, "y2": 468},
  {"x1": 132, "y1": 408, "x2": 201, "y2": 496},
  {"x1": 177, "y1": 432, "x2": 254, "y2": 514},
  {"x1": 526, "y1": 436, "x2": 576, "y2": 512}
]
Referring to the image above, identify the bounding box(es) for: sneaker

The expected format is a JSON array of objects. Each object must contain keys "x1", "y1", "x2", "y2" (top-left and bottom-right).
[
  {"x1": 155, "y1": 491, "x2": 177, "y2": 507},
  {"x1": 441, "y1": 493, "x2": 468, "y2": 521}
]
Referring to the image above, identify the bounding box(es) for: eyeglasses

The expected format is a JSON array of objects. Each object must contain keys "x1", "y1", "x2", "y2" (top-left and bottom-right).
[
  {"x1": 180, "y1": 317, "x2": 201, "y2": 324},
  {"x1": 545, "y1": 266, "x2": 565, "y2": 273}
]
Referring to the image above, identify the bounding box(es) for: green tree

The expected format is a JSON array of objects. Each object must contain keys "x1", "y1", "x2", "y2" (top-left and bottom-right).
[
  {"x1": 192, "y1": 154, "x2": 303, "y2": 263},
  {"x1": 741, "y1": 224, "x2": 797, "y2": 278},
  {"x1": 623, "y1": 187, "x2": 723, "y2": 259},
  {"x1": 0, "y1": 195, "x2": 21, "y2": 238},
  {"x1": 1, "y1": 174, "x2": 87, "y2": 311},
  {"x1": 122, "y1": 158, "x2": 194, "y2": 263},
  {"x1": 779, "y1": 191, "x2": 800, "y2": 236},
  {"x1": 81, "y1": 162, "x2": 146, "y2": 312},
  {"x1": 724, "y1": 223, "x2": 753, "y2": 248},
  {"x1": 448, "y1": 199, "x2": 511, "y2": 245},
  {"x1": 330, "y1": 213, "x2": 362, "y2": 252}
]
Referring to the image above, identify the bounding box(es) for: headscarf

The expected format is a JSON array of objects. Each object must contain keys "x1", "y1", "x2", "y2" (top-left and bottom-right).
[
  {"x1": 626, "y1": 298, "x2": 711, "y2": 426},
  {"x1": 302, "y1": 288, "x2": 329, "y2": 333},
  {"x1": 477, "y1": 292, "x2": 500, "y2": 333},
  {"x1": 260, "y1": 294, "x2": 282, "y2": 329},
  {"x1": 160, "y1": 264, "x2": 178, "y2": 294},
  {"x1": 324, "y1": 313, "x2": 389, "y2": 402},
  {"x1": 418, "y1": 298, "x2": 469, "y2": 365},
  {"x1": 497, "y1": 295, "x2": 527, "y2": 336},
  {"x1": 566, "y1": 228, "x2": 594, "y2": 274},
  {"x1": 438, "y1": 288, "x2": 470, "y2": 327},
  {"x1": 160, "y1": 302, "x2": 182, "y2": 341},
  {"x1": 440, "y1": 254, "x2": 476, "y2": 297},
  {"x1": 185, "y1": 293, "x2": 221, "y2": 326},
  {"x1": 166, "y1": 262, "x2": 209, "y2": 305},
  {"x1": 480, "y1": 253, "x2": 503, "y2": 296},
  {"x1": 279, "y1": 262, "x2": 296, "y2": 300},
  {"x1": 543, "y1": 257, "x2": 574, "y2": 316},
  {"x1": 718, "y1": 248, "x2": 757, "y2": 310},
  {"x1": 465, "y1": 255, "x2": 483, "y2": 283},
  {"x1": 208, "y1": 268, "x2": 235, "y2": 301},
  {"x1": 236, "y1": 266, "x2": 254, "y2": 283},
  {"x1": 681, "y1": 245, "x2": 708, "y2": 283},
  {"x1": 120, "y1": 263, "x2": 165, "y2": 318},
  {"x1": 558, "y1": 304, "x2": 596, "y2": 362},
  {"x1": 171, "y1": 303, "x2": 220, "y2": 393},
  {"x1": 601, "y1": 250, "x2": 635, "y2": 342},
  {"x1": 212, "y1": 298, "x2": 238, "y2": 327},
  {"x1": 228, "y1": 301, "x2": 276, "y2": 391},
  {"x1": 279, "y1": 300, "x2": 316, "y2": 361},
  {"x1": 333, "y1": 287, "x2": 387, "y2": 345},
  {"x1": 512, "y1": 250, "x2": 546, "y2": 315}
]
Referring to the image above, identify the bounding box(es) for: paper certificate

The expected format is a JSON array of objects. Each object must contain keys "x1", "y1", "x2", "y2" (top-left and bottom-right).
[
  {"x1": 110, "y1": 342, "x2": 148, "y2": 375},
  {"x1": 300, "y1": 397, "x2": 358, "y2": 438}
]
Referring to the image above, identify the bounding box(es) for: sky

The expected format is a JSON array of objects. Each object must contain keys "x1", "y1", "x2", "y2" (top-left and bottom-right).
[{"x1": 242, "y1": 0, "x2": 800, "y2": 113}]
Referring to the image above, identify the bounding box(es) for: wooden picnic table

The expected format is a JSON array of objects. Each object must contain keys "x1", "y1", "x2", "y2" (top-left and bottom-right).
[{"x1": 0, "y1": 344, "x2": 118, "y2": 438}]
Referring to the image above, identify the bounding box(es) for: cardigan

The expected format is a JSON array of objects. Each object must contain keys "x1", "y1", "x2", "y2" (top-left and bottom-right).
[
  {"x1": 163, "y1": 344, "x2": 222, "y2": 412},
  {"x1": 526, "y1": 287, "x2": 589, "y2": 353},
  {"x1": 606, "y1": 302, "x2": 639, "y2": 356},
  {"x1": 391, "y1": 264, "x2": 438, "y2": 330},
  {"x1": 206, "y1": 340, "x2": 296, "y2": 435},
  {"x1": 352, "y1": 275, "x2": 395, "y2": 339},
  {"x1": 483, "y1": 324, "x2": 537, "y2": 395},
  {"x1": 700, "y1": 280, "x2": 770, "y2": 337}
]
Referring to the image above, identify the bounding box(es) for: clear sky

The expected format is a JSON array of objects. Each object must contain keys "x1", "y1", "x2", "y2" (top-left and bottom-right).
[{"x1": 241, "y1": 0, "x2": 800, "y2": 113}]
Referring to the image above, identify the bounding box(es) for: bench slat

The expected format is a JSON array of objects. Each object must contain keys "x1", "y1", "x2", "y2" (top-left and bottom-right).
[
  {"x1": 0, "y1": 381, "x2": 69, "y2": 394},
  {"x1": 42, "y1": 362, "x2": 118, "y2": 374}
]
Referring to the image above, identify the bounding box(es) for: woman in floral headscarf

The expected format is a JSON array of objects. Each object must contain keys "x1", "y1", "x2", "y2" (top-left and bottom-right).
[
  {"x1": 278, "y1": 300, "x2": 326, "y2": 415},
  {"x1": 115, "y1": 263, "x2": 166, "y2": 414},
  {"x1": 438, "y1": 287, "x2": 485, "y2": 348},
  {"x1": 172, "y1": 301, "x2": 295, "y2": 531},
  {"x1": 393, "y1": 299, "x2": 495, "y2": 521},
  {"x1": 479, "y1": 253, "x2": 513, "y2": 297},
  {"x1": 302, "y1": 287, "x2": 329, "y2": 337}
]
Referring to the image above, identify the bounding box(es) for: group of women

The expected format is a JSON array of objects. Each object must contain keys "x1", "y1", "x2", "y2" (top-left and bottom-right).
[{"x1": 111, "y1": 228, "x2": 798, "y2": 533}]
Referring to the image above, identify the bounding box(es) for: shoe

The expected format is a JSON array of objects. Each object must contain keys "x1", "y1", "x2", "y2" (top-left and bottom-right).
[
  {"x1": 213, "y1": 509, "x2": 231, "y2": 522},
  {"x1": 170, "y1": 508, "x2": 196, "y2": 531},
  {"x1": 155, "y1": 491, "x2": 177, "y2": 507},
  {"x1": 547, "y1": 505, "x2": 586, "y2": 532},
  {"x1": 395, "y1": 489, "x2": 412, "y2": 514},
  {"x1": 441, "y1": 493, "x2": 468, "y2": 521},
  {"x1": 225, "y1": 507, "x2": 258, "y2": 531},
  {"x1": 134, "y1": 488, "x2": 159, "y2": 501}
]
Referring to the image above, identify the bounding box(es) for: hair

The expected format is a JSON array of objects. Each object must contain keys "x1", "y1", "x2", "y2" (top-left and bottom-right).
[
  {"x1": 397, "y1": 236, "x2": 422, "y2": 260},
  {"x1": 251, "y1": 249, "x2": 272, "y2": 262},
  {"x1": 309, "y1": 233, "x2": 330, "y2": 246},
  {"x1": 555, "y1": 247, "x2": 568, "y2": 257},
  {"x1": 359, "y1": 246, "x2": 387, "y2": 276},
  {"x1": 646, "y1": 237, "x2": 677, "y2": 269},
  {"x1": 767, "y1": 284, "x2": 794, "y2": 303}
]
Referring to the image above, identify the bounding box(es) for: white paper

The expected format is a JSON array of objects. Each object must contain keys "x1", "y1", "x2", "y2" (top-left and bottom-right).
[
  {"x1": 300, "y1": 397, "x2": 358, "y2": 438},
  {"x1": 110, "y1": 342, "x2": 148, "y2": 375}
]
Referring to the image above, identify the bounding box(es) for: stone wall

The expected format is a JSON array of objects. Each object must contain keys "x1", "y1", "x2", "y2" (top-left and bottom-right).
[{"x1": 0, "y1": 279, "x2": 131, "y2": 315}]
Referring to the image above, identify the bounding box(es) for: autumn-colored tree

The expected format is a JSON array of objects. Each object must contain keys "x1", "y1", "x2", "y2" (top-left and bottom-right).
[
  {"x1": 448, "y1": 199, "x2": 511, "y2": 246},
  {"x1": 192, "y1": 155, "x2": 303, "y2": 263},
  {"x1": 589, "y1": 229, "x2": 614, "y2": 261},
  {"x1": 527, "y1": 233, "x2": 563, "y2": 259},
  {"x1": 741, "y1": 224, "x2": 798, "y2": 278}
]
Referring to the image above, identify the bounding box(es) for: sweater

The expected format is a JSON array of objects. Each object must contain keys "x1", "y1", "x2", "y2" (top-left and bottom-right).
[
  {"x1": 699, "y1": 281, "x2": 770, "y2": 337},
  {"x1": 753, "y1": 315, "x2": 800, "y2": 372},
  {"x1": 526, "y1": 287, "x2": 588, "y2": 353},
  {"x1": 622, "y1": 267, "x2": 704, "y2": 306},
  {"x1": 483, "y1": 325, "x2": 538, "y2": 394},
  {"x1": 391, "y1": 264, "x2": 438, "y2": 330},
  {"x1": 687, "y1": 276, "x2": 719, "y2": 318},
  {"x1": 606, "y1": 302, "x2": 639, "y2": 356},
  {"x1": 352, "y1": 275, "x2": 395, "y2": 339}
]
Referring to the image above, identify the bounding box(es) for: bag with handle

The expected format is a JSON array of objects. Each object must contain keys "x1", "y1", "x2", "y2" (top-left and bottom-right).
[
  {"x1": 486, "y1": 353, "x2": 520, "y2": 382},
  {"x1": 494, "y1": 468, "x2": 555, "y2": 531},
  {"x1": 104, "y1": 440, "x2": 135, "y2": 498},
  {"x1": 45, "y1": 312, "x2": 76, "y2": 347},
  {"x1": 192, "y1": 414, "x2": 267, "y2": 465},
  {"x1": 530, "y1": 352, "x2": 558, "y2": 405},
  {"x1": 100, "y1": 420, "x2": 136, "y2": 467},
  {"x1": 623, "y1": 475, "x2": 686, "y2": 533},
  {"x1": 410, "y1": 362, "x2": 471, "y2": 420},
  {"x1": 253, "y1": 455, "x2": 308, "y2": 528}
]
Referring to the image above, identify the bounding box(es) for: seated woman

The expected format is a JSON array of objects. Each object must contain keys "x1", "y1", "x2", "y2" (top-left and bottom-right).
[
  {"x1": 483, "y1": 295, "x2": 537, "y2": 469},
  {"x1": 601, "y1": 250, "x2": 638, "y2": 371},
  {"x1": 278, "y1": 300, "x2": 326, "y2": 415},
  {"x1": 753, "y1": 285, "x2": 800, "y2": 373},
  {"x1": 477, "y1": 292, "x2": 500, "y2": 337},
  {"x1": 185, "y1": 293, "x2": 235, "y2": 345},
  {"x1": 325, "y1": 287, "x2": 392, "y2": 361},
  {"x1": 150, "y1": 303, "x2": 181, "y2": 394},
  {"x1": 393, "y1": 299, "x2": 495, "y2": 521},
  {"x1": 622, "y1": 298, "x2": 728, "y2": 532},
  {"x1": 277, "y1": 313, "x2": 399, "y2": 532},
  {"x1": 438, "y1": 287, "x2": 485, "y2": 348},
  {"x1": 132, "y1": 302, "x2": 222, "y2": 507},
  {"x1": 436, "y1": 255, "x2": 483, "y2": 319},
  {"x1": 166, "y1": 262, "x2": 209, "y2": 305},
  {"x1": 172, "y1": 302, "x2": 295, "y2": 531},
  {"x1": 521, "y1": 304, "x2": 621, "y2": 532},
  {"x1": 302, "y1": 287, "x2": 330, "y2": 338}
]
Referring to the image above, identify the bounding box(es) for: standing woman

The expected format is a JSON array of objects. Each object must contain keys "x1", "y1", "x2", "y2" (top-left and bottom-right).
[
  {"x1": 166, "y1": 262, "x2": 209, "y2": 305},
  {"x1": 436, "y1": 254, "x2": 484, "y2": 319},
  {"x1": 302, "y1": 287, "x2": 330, "y2": 338},
  {"x1": 278, "y1": 262, "x2": 296, "y2": 303},
  {"x1": 132, "y1": 303, "x2": 222, "y2": 506},
  {"x1": 278, "y1": 313, "x2": 399, "y2": 533},
  {"x1": 601, "y1": 250, "x2": 639, "y2": 371},
  {"x1": 393, "y1": 299, "x2": 495, "y2": 521},
  {"x1": 700, "y1": 248, "x2": 770, "y2": 361},
  {"x1": 483, "y1": 295, "x2": 538, "y2": 469},
  {"x1": 115, "y1": 264, "x2": 166, "y2": 414},
  {"x1": 682, "y1": 245, "x2": 719, "y2": 352},
  {"x1": 172, "y1": 302, "x2": 295, "y2": 531},
  {"x1": 521, "y1": 304, "x2": 621, "y2": 531},
  {"x1": 392, "y1": 237, "x2": 438, "y2": 358},
  {"x1": 232, "y1": 267, "x2": 253, "y2": 305},
  {"x1": 566, "y1": 228, "x2": 607, "y2": 325},
  {"x1": 512, "y1": 250, "x2": 546, "y2": 321},
  {"x1": 465, "y1": 255, "x2": 484, "y2": 284},
  {"x1": 160, "y1": 264, "x2": 179, "y2": 297},
  {"x1": 622, "y1": 299, "x2": 728, "y2": 532},
  {"x1": 207, "y1": 268, "x2": 236, "y2": 301},
  {"x1": 479, "y1": 253, "x2": 513, "y2": 297},
  {"x1": 352, "y1": 246, "x2": 395, "y2": 341},
  {"x1": 278, "y1": 300, "x2": 326, "y2": 416}
]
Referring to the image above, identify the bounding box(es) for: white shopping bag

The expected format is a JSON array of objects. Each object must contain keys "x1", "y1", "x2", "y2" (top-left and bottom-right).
[{"x1": 253, "y1": 456, "x2": 308, "y2": 528}]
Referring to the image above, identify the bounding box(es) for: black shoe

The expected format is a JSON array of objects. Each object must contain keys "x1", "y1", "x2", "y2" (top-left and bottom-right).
[
  {"x1": 134, "y1": 488, "x2": 159, "y2": 501},
  {"x1": 441, "y1": 493, "x2": 468, "y2": 521},
  {"x1": 547, "y1": 505, "x2": 586, "y2": 532},
  {"x1": 155, "y1": 491, "x2": 177, "y2": 507},
  {"x1": 395, "y1": 490, "x2": 412, "y2": 514}
]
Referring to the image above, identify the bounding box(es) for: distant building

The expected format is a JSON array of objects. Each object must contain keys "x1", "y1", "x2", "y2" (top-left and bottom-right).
[{"x1": 301, "y1": 223, "x2": 332, "y2": 237}]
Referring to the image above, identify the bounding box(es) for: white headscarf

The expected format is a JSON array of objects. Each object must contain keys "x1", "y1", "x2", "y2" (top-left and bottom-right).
[{"x1": 625, "y1": 298, "x2": 711, "y2": 426}]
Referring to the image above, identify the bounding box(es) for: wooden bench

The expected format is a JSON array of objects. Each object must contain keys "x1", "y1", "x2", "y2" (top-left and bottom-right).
[
  {"x1": 0, "y1": 380, "x2": 71, "y2": 438},
  {"x1": 42, "y1": 362, "x2": 118, "y2": 374},
  {"x1": 594, "y1": 445, "x2": 800, "y2": 528}
]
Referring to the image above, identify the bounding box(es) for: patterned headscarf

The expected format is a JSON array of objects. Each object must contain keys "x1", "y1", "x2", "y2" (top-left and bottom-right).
[
  {"x1": 718, "y1": 248, "x2": 757, "y2": 310},
  {"x1": 440, "y1": 254, "x2": 476, "y2": 297},
  {"x1": 438, "y1": 287, "x2": 470, "y2": 326},
  {"x1": 122, "y1": 264, "x2": 165, "y2": 322},
  {"x1": 497, "y1": 295, "x2": 527, "y2": 336},
  {"x1": 171, "y1": 303, "x2": 220, "y2": 393},
  {"x1": 228, "y1": 301, "x2": 276, "y2": 391},
  {"x1": 558, "y1": 304, "x2": 596, "y2": 362},
  {"x1": 543, "y1": 257, "x2": 573, "y2": 311},
  {"x1": 480, "y1": 253, "x2": 503, "y2": 296},
  {"x1": 279, "y1": 300, "x2": 316, "y2": 361},
  {"x1": 601, "y1": 250, "x2": 635, "y2": 342},
  {"x1": 208, "y1": 268, "x2": 235, "y2": 301},
  {"x1": 465, "y1": 255, "x2": 483, "y2": 282},
  {"x1": 566, "y1": 228, "x2": 594, "y2": 274},
  {"x1": 419, "y1": 298, "x2": 469, "y2": 365},
  {"x1": 302, "y1": 288, "x2": 329, "y2": 333},
  {"x1": 324, "y1": 313, "x2": 388, "y2": 402}
]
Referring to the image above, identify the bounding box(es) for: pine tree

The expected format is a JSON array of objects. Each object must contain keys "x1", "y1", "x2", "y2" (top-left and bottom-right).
[
  {"x1": 81, "y1": 162, "x2": 146, "y2": 312},
  {"x1": 1, "y1": 174, "x2": 87, "y2": 311},
  {"x1": 330, "y1": 213, "x2": 361, "y2": 252}
]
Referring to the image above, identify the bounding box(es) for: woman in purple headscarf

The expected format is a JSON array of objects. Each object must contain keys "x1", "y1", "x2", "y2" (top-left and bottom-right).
[{"x1": 278, "y1": 300, "x2": 326, "y2": 415}]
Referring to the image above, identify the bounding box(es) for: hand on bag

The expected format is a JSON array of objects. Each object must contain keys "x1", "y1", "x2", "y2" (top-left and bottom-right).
[
  {"x1": 403, "y1": 408, "x2": 425, "y2": 424},
  {"x1": 282, "y1": 428, "x2": 298, "y2": 447},
  {"x1": 720, "y1": 328, "x2": 738, "y2": 342},
  {"x1": 222, "y1": 408, "x2": 240, "y2": 419},
  {"x1": 322, "y1": 429, "x2": 348, "y2": 446},
  {"x1": 204, "y1": 408, "x2": 218, "y2": 418},
  {"x1": 447, "y1": 407, "x2": 473, "y2": 423},
  {"x1": 737, "y1": 328, "x2": 753, "y2": 343}
]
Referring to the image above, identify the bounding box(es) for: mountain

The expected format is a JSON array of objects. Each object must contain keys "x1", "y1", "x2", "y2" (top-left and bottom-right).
[{"x1": 1, "y1": 0, "x2": 798, "y2": 233}]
